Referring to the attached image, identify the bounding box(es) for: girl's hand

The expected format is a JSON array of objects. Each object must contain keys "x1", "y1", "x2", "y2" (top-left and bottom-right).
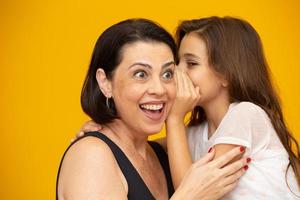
[
  {"x1": 71, "y1": 120, "x2": 102, "y2": 142},
  {"x1": 168, "y1": 68, "x2": 200, "y2": 122},
  {"x1": 172, "y1": 146, "x2": 250, "y2": 200}
]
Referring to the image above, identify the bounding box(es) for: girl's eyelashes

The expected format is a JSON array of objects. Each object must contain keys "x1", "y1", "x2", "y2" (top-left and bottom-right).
[
  {"x1": 178, "y1": 58, "x2": 199, "y2": 68},
  {"x1": 186, "y1": 60, "x2": 199, "y2": 67}
]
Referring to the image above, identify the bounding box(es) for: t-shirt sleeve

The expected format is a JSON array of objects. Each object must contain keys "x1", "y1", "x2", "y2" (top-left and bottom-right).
[{"x1": 212, "y1": 102, "x2": 270, "y2": 150}]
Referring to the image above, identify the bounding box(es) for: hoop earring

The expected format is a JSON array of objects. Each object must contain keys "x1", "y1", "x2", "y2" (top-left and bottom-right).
[{"x1": 106, "y1": 97, "x2": 111, "y2": 109}]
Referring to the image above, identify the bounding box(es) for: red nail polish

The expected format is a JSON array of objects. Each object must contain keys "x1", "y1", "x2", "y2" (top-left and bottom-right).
[
  {"x1": 208, "y1": 147, "x2": 213, "y2": 153},
  {"x1": 246, "y1": 158, "x2": 251, "y2": 163},
  {"x1": 240, "y1": 146, "x2": 245, "y2": 152},
  {"x1": 243, "y1": 165, "x2": 248, "y2": 170}
]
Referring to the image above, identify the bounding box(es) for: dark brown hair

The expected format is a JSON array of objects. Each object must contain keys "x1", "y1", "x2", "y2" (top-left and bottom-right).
[
  {"x1": 81, "y1": 18, "x2": 177, "y2": 124},
  {"x1": 176, "y1": 16, "x2": 300, "y2": 187}
]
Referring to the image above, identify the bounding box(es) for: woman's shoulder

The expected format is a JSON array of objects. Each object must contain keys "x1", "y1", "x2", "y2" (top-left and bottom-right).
[
  {"x1": 57, "y1": 134, "x2": 127, "y2": 199},
  {"x1": 70, "y1": 135, "x2": 112, "y2": 154},
  {"x1": 60, "y1": 135, "x2": 118, "y2": 177},
  {"x1": 67, "y1": 134, "x2": 114, "y2": 158}
]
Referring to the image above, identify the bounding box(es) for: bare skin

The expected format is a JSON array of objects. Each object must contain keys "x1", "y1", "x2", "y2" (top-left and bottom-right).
[
  {"x1": 67, "y1": 40, "x2": 250, "y2": 200},
  {"x1": 73, "y1": 125, "x2": 249, "y2": 200}
]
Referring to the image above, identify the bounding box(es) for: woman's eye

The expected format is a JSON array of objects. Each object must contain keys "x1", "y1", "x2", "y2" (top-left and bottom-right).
[
  {"x1": 162, "y1": 70, "x2": 174, "y2": 80},
  {"x1": 134, "y1": 71, "x2": 148, "y2": 79}
]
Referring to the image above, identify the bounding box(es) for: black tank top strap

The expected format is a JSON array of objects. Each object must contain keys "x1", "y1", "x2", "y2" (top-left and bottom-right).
[
  {"x1": 81, "y1": 131, "x2": 155, "y2": 200},
  {"x1": 148, "y1": 141, "x2": 175, "y2": 197}
]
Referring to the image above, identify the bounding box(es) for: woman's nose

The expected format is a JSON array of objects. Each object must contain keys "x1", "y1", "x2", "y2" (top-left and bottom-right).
[{"x1": 148, "y1": 78, "x2": 166, "y2": 96}]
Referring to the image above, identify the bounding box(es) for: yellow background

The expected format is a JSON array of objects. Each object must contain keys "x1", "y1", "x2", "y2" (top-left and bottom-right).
[{"x1": 1, "y1": 0, "x2": 299, "y2": 199}]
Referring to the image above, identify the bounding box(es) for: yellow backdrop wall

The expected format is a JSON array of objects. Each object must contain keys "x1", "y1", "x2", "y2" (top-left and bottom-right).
[{"x1": 1, "y1": 0, "x2": 299, "y2": 199}]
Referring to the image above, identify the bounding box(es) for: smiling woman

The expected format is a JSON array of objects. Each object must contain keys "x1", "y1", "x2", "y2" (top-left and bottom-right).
[
  {"x1": 56, "y1": 18, "x2": 248, "y2": 200},
  {"x1": 95, "y1": 41, "x2": 176, "y2": 135}
]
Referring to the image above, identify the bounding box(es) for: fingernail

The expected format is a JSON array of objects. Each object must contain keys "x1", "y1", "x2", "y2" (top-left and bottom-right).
[
  {"x1": 240, "y1": 146, "x2": 245, "y2": 152},
  {"x1": 243, "y1": 165, "x2": 248, "y2": 170},
  {"x1": 246, "y1": 157, "x2": 251, "y2": 163},
  {"x1": 78, "y1": 131, "x2": 83, "y2": 136},
  {"x1": 208, "y1": 147, "x2": 213, "y2": 153}
]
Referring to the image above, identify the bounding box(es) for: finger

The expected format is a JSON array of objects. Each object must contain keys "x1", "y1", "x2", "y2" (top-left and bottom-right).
[
  {"x1": 174, "y1": 69, "x2": 180, "y2": 91},
  {"x1": 178, "y1": 69, "x2": 190, "y2": 92},
  {"x1": 175, "y1": 69, "x2": 185, "y2": 92},
  {"x1": 194, "y1": 86, "x2": 201, "y2": 102},
  {"x1": 221, "y1": 157, "x2": 249, "y2": 177},
  {"x1": 219, "y1": 181, "x2": 238, "y2": 198},
  {"x1": 182, "y1": 72, "x2": 195, "y2": 94},
  {"x1": 222, "y1": 168, "x2": 245, "y2": 186},
  {"x1": 194, "y1": 147, "x2": 215, "y2": 167},
  {"x1": 88, "y1": 120, "x2": 102, "y2": 128},
  {"x1": 96, "y1": 124, "x2": 102, "y2": 130},
  {"x1": 81, "y1": 124, "x2": 100, "y2": 132},
  {"x1": 181, "y1": 72, "x2": 200, "y2": 103},
  {"x1": 70, "y1": 138, "x2": 75, "y2": 143},
  {"x1": 210, "y1": 146, "x2": 245, "y2": 168},
  {"x1": 76, "y1": 131, "x2": 84, "y2": 138}
]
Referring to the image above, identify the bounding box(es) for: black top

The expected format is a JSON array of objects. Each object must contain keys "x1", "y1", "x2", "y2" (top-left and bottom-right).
[{"x1": 56, "y1": 131, "x2": 174, "y2": 200}]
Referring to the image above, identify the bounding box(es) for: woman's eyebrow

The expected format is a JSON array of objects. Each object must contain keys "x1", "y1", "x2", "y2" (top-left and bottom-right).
[
  {"x1": 162, "y1": 61, "x2": 175, "y2": 68},
  {"x1": 129, "y1": 61, "x2": 175, "y2": 69},
  {"x1": 129, "y1": 62, "x2": 152, "y2": 69}
]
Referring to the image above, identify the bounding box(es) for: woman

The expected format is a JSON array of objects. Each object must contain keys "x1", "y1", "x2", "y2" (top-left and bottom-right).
[{"x1": 57, "y1": 18, "x2": 249, "y2": 200}]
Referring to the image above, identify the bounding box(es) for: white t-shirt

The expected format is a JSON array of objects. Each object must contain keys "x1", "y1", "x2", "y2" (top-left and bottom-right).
[{"x1": 187, "y1": 102, "x2": 300, "y2": 199}]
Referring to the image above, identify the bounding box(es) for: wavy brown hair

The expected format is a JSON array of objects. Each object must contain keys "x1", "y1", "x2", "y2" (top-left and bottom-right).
[{"x1": 176, "y1": 16, "x2": 300, "y2": 188}]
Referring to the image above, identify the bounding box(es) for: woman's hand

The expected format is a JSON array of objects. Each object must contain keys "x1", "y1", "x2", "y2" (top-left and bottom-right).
[
  {"x1": 167, "y1": 68, "x2": 200, "y2": 122},
  {"x1": 72, "y1": 120, "x2": 102, "y2": 142},
  {"x1": 171, "y1": 146, "x2": 250, "y2": 200}
]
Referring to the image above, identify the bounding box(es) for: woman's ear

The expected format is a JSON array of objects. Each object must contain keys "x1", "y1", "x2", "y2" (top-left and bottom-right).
[{"x1": 96, "y1": 68, "x2": 112, "y2": 98}]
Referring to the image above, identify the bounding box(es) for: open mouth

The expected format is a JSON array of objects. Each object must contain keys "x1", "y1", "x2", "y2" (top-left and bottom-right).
[{"x1": 139, "y1": 103, "x2": 165, "y2": 120}]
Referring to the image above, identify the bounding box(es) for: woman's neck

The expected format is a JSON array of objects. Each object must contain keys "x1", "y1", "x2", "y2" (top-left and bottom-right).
[{"x1": 102, "y1": 119, "x2": 150, "y2": 159}]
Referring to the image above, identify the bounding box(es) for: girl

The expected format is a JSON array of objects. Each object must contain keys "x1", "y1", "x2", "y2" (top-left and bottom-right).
[{"x1": 167, "y1": 16, "x2": 300, "y2": 199}]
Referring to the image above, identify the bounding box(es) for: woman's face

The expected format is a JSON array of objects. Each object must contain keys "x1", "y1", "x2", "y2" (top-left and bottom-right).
[
  {"x1": 110, "y1": 41, "x2": 176, "y2": 135},
  {"x1": 178, "y1": 32, "x2": 227, "y2": 107}
]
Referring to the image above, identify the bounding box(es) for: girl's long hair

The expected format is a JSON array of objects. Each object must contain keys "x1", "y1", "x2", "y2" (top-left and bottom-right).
[{"x1": 176, "y1": 16, "x2": 300, "y2": 188}]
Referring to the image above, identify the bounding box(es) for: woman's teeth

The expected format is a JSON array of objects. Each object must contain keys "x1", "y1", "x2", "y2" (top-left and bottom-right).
[{"x1": 140, "y1": 104, "x2": 163, "y2": 111}]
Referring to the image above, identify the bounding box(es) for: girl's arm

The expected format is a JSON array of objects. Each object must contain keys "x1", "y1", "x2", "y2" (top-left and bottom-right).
[
  {"x1": 213, "y1": 144, "x2": 245, "y2": 164},
  {"x1": 166, "y1": 117, "x2": 193, "y2": 189},
  {"x1": 166, "y1": 110, "x2": 245, "y2": 189},
  {"x1": 166, "y1": 68, "x2": 200, "y2": 188}
]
